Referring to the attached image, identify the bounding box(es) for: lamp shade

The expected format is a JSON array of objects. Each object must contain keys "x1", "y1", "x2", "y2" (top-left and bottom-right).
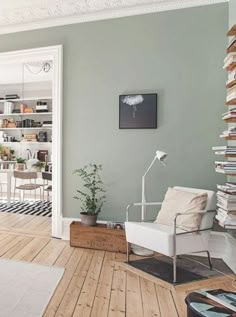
[{"x1": 155, "y1": 150, "x2": 167, "y2": 162}]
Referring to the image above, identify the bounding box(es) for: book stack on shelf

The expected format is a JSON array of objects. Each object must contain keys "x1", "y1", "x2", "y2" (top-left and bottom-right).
[
  {"x1": 213, "y1": 145, "x2": 236, "y2": 156},
  {"x1": 220, "y1": 126, "x2": 236, "y2": 139},
  {"x1": 216, "y1": 183, "x2": 236, "y2": 229},
  {"x1": 222, "y1": 108, "x2": 236, "y2": 122},
  {"x1": 215, "y1": 161, "x2": 236, "y2": 174}
]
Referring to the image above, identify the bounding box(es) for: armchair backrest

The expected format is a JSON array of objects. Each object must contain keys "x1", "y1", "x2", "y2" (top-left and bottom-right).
[{"x1": 173, "y1": 186, "x2": 216, "y2": 230}]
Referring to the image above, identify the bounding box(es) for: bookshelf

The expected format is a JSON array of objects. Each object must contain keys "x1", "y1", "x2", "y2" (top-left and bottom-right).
[{"x1": 213, "y1": 25, "x2": 236, "y2": 230}]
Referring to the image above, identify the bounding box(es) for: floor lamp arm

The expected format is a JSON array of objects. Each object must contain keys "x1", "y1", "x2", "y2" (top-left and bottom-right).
[{"x1": 141, "y1": 156, "x2": 157, "y2": 221}]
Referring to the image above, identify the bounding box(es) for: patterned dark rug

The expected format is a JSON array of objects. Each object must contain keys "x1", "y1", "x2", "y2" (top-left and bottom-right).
[
  {"x1": 0, "y1": 200, "x2": 52, "y2": 217},
  {"x1": 127, "y1": 255, "x2": 234, "y2": 285}
]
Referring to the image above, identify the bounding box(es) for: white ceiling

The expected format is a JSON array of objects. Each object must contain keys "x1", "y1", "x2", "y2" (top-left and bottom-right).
[{"x1": 0, "y1": 0, "x2": 228, "y2": 35}]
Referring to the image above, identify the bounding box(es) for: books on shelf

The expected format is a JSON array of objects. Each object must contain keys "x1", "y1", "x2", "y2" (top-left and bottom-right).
[
  {"x1": 216, "y1": 183, "x2": 236, "y2": 229},
  {"x1": 222, "y1": 108, "x2": 236, "y2": 120},
  {"x1": 223, "y1": 52, "x2": 236, "y2": 70},
  {"x1": 220, "y1": 126, "x2": 236, "y2": 138},
  {"x1": 212, "y1": 146, "x2": 236, "y2": 155},
  {"x1": 215, "y1": 161, "x2": 236, "y2": 174}
]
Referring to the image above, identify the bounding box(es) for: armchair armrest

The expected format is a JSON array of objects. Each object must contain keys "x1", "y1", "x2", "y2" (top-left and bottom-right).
[
  {"x1": 173, "y1": 210, "x2": 216, "y2": 235},
  {"x1": 126, "y1": 202, "x2": 162, "y2": 222}
]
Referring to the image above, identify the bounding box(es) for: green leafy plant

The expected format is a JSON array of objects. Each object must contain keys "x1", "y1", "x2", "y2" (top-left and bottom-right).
[
  {"x1": 32, "y1": 160, "x2": 45, "y2": 169},
  {"x1": 73, "y1": 164, "x2": 106, "y2": 215},
  {"x1": 16, "y1": 157, "x2": 26, "y2": 164}
]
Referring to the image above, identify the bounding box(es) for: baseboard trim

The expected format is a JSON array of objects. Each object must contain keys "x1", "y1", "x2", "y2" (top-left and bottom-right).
[{"x1": 62, "y1": 218, "x2": 236, "y2": 272}]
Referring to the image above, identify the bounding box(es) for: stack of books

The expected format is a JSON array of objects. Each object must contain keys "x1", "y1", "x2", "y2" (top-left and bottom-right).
[
  {"x1": 215, "y1": 161, "x2": 236, "y2": 174},
  {"x1": 216, "y1": 183, "x2": 236, "y2": 229},
  {"x1": 223, "y1": 52, "x2": 236, "y2": 71},
  {"x1": 227, "y1": 35, "x2": 236, "y2": 53},
  {"x1": 220, "y1": 126, "x2": 236, "y2": 138},
  {"x1": 222, "y1": 108, "x2": 236, "y2": 121},
  {"x1": 226, "y1": 85, "x2": 236, "y2": 104},
  {"x1": 226, "y1": 69, "x2": 236, "y2": 87},
  {"x1": 212, "y1": 145, "x2": 236, "y2": 156}
]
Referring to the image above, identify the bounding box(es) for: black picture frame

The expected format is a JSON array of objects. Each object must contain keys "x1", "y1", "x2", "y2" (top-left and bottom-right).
[{"x1": 119, "y1": 93, "x2": 157, "y2": 129}]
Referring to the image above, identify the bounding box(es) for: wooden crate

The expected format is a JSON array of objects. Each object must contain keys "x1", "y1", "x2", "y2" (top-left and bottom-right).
[{"x1": 70, "y1": 221, "x2": 128, "y2": 253}]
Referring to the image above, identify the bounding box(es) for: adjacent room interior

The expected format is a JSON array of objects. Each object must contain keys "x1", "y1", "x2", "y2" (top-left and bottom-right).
[{"x1": 0, "y1": 0, "x2": 236, "y2": 316}]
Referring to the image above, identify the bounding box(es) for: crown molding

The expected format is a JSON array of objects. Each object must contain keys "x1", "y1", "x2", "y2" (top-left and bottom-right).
[{"x1": 0, "y1": 0, "x2": 228, "y2": 35}]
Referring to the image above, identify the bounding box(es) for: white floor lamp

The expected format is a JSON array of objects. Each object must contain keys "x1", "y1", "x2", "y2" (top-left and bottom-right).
[{"x1": 132, "y1": 150, "x2": 168, "y2": 257}]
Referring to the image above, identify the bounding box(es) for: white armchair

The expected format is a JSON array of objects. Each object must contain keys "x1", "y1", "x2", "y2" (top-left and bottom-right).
[{"x1": 125, "y1": 186, "x2": 216, "y2": 283}]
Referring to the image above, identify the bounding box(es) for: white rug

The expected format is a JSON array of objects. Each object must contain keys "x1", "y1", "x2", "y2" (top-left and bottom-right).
[{"x1": 0, "y1": 258, "x2": 64, "y2": 317}]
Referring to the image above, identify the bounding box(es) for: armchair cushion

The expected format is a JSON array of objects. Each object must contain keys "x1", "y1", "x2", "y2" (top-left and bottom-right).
[{"x1": 155, "y1": 187, "x2": 208, "y2": 231}]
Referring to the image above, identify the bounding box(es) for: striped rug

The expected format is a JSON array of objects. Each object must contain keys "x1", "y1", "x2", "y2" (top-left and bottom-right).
[{"x1": 0, "y1": 200, "x2": 52, "y2": 217}]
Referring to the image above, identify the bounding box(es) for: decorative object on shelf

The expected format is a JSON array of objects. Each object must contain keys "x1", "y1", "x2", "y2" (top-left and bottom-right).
[
  {"x1": 73, "y1": 164, "x2": 106, "y2": 226},
  {"x1": 119, "y1": 93, "x2": 157, "y2": 129},
  {"x1": 15, "y1": 157, "x2": 26, "y2": 171},
  {"x1": 38, "y1": 131, "x2": 47, "y2": 142}
]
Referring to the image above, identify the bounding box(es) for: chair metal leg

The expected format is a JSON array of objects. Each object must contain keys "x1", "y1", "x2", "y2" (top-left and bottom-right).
[
  {"x1": 127, "y1": 242, "x2": 130, "y2": 263},
  {"x1": 173, "y1": 256, "x2": 177, "y2": 284},
  {"x1": 206, "y1": 251, "x2": 213, "y2": 270}
]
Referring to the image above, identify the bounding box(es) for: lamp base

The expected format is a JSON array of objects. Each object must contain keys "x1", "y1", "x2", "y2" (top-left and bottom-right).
[{"x1": 131, "y1": 244, "x2": 154, "y2": 257}]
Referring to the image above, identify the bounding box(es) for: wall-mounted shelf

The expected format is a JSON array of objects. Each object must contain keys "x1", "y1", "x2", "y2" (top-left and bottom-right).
[
  {"x1": 224, "y1": 118, "x2": 236, "y2": 122},
  {"x1": 215, "y1": 169, "x2": 236, "y2": 176},
  {"x1": 0, "y1": 142, "x2": 52, "y2": 145},
  {"x1": 0, "y1": 112, "x2": 52, "y2": 117},
  {"x1": 226, "y1": 99, "x2": 236, "y2": 106},
  {"x1": 0, "y1": 97, "x2": 52, "y2": 103},
  {"x1": 227, "y1": 24, "x2": 236, "y2": 36},
  {"x1": 226, "y1": 80, "x2": 236, "y2": 89},
  {"x1": 0, "y1": 127, "x2": 52, "y2": 130}
]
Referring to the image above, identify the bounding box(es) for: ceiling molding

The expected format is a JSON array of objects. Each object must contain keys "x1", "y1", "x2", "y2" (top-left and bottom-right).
[{"x1": 0, "y1": 0, "x2": 228, "y2": 35}]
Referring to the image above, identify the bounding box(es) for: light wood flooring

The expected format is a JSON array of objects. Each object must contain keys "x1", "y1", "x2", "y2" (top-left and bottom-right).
[{"x1": 0, "y1": 212, "x2": 235, "y2": 317}]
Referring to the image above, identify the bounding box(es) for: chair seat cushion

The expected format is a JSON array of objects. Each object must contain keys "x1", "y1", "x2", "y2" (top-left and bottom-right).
[
  {"x1": 16, "y1": 184, "x2": 41, "y2": 190},
  {"x1": 125, "y1": 222, "x2": 185, "y2": 256},
  {"x1": 125, "y1": 221, "x2": 210, "y2": 256},
  {"x1": 155, "y1": 187, "x2": 207, "y2": 231}
]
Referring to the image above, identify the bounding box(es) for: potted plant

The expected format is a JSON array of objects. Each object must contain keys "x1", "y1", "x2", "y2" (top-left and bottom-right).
[
  {"x1": 32, "y1": 160, "x2": 45, "y2": 172},
  {"x1": 73, "y1": 164, "x2": 106, "y2": 226},
  {"x1": 15, "y1": 157, "x2": 26, "y2": 171},
  {"x1": 10, "y1": 149, "x2": 15, "y2": 161},
  {"x1": 2, "y1": 150, "x2": 8, "y2": 161}
]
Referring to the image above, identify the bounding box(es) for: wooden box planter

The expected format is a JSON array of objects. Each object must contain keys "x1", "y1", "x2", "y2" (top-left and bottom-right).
[{"x1": 70, "y1": 221, "x2": 128, "y2": 253}]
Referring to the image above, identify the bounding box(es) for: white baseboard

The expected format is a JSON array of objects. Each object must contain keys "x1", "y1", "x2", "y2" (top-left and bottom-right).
[{"x1": 62, "y1": 218, "x2": 236, "y2": 272}]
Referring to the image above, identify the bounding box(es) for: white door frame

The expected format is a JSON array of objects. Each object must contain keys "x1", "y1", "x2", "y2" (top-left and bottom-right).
[{"x1": 0, "y1": 45, "x2": 63, "y2": 238}]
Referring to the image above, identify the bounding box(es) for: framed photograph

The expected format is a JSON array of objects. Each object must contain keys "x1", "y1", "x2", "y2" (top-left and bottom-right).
[{"x1": 119, "y1": 93, "x2": 157, "y2": 129}]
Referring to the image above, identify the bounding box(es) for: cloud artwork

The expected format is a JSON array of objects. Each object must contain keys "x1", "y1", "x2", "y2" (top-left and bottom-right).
[
  {"x1": 122, "y1": 95, "x2": 144, "y2": 118},
  {"x1": 119, "y1": 94, "x2": 157, "y2": 129}
]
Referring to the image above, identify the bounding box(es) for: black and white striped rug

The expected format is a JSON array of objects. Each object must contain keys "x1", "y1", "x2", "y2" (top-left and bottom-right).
[{"x1": 0, "y1": 200, "x2": 52, "y2": 217}]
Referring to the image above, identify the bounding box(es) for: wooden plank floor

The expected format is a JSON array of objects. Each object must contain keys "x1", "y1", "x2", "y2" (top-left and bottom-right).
[
  {"x1": 0, "y1": 212, "x2": 51, "y2": 236},
  {"x1": 0, "y1": 215, "x2": 235, "y2": 317}
]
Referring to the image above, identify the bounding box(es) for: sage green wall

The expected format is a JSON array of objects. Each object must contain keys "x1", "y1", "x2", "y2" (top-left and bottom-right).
[
  {"x1": 0, "y1": 4, "x2": 228, "y2": 221},
  {"x1": 229, "y1": 0, "x2": 236, "y2": 26}
]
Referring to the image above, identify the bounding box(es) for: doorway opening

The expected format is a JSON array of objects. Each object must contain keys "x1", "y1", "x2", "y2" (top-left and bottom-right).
[{"x1": 0, "y1": 46, "x2": 63, "y2": 238}]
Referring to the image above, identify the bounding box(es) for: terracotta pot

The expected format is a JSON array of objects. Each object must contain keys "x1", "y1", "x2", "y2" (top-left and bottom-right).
[
  {"x1": 15, "y1": 163, "x2": 25, "y2": 171},
  {"x1": 80, "y1": 212, "x2": 98, "y2": 226}
]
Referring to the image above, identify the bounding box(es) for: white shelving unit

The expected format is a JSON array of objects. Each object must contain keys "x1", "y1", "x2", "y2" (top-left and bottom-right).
[
  {"x1": 0, "y1": 87, "x2": 53, "y2": 159},
  {"x1": 0, "y1": 112, "x2": 52, "y2": 117},
  {"x1": 0, "y1": 96, "x2": 52, "y2": 103}
]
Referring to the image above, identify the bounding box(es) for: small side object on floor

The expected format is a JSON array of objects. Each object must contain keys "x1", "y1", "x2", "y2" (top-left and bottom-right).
[{"x1": 185, "y1": 289, "x2": 236, "y2": 316}]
